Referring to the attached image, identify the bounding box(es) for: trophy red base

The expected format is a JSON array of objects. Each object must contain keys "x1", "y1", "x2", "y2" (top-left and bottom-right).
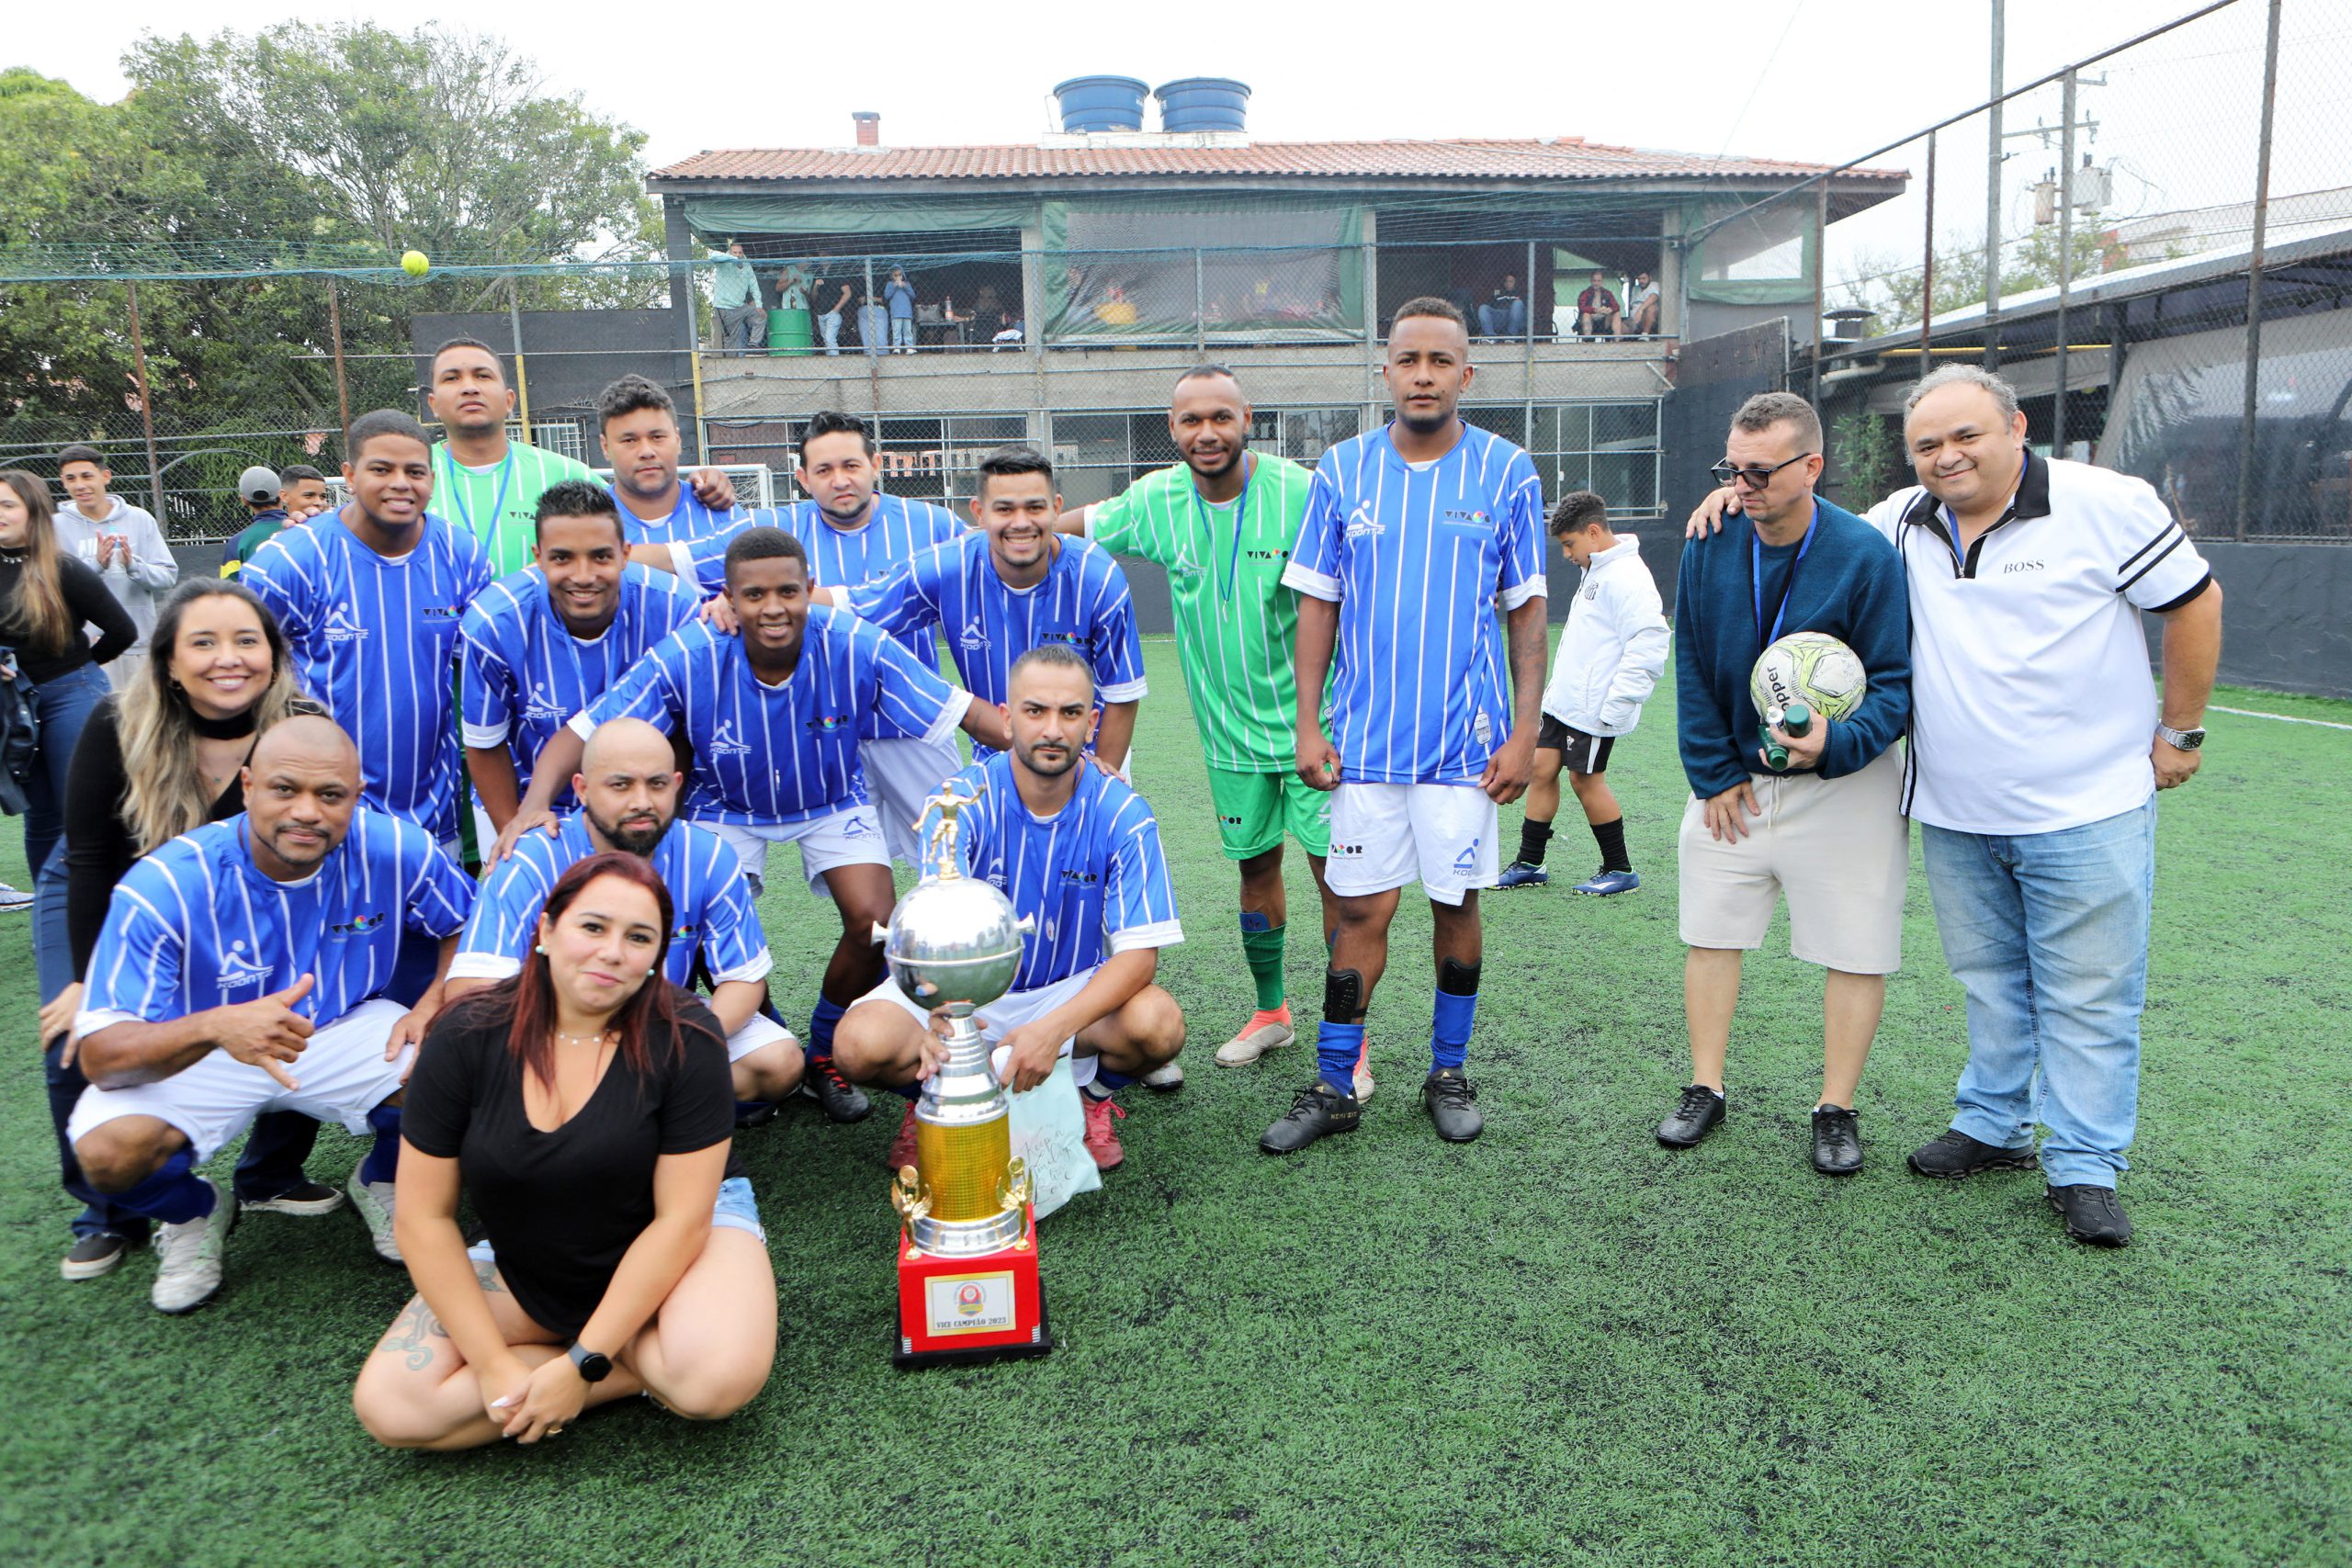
[{"x1": 890, "y1": 1205, "x2": 1052, "y2": 1369}]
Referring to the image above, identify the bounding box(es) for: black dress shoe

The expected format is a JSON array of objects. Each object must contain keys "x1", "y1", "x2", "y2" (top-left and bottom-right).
[
  {"x1": 1420, "y1": 1068, "x2": 1484, "y2": 1143},
  {"x1": 1657, "y1": 1084, "x2": 1725, "y2": 1147},
  {"x1": 2047, "y1": 1184, "x2": 2132, "y2": 1247},
  {"x1": 1906, "y1": 1129, "x2": 2039, "y2": 1179},
  {"x1": 1259, "y1": 1082, "x2": 1361, "y2": 1155},
  {"x1": 798, "y1": 1056, "x2": 873, "y2": 1123},
  {"x1": 1810, "y1": 1104, "x2": 1862, "y2": 1175}
]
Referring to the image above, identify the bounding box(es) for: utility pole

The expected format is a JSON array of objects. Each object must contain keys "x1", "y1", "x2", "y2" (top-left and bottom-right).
[
  {"x1": 2054, "y1": 67, "x2": 2075, "y2": 457},
  {"x1": 1984, "y1": 0, "x2": 2005, "y2": 370},
  {"x1": 2236, "y1": 0, "x2": 2283, "y2": 541}
]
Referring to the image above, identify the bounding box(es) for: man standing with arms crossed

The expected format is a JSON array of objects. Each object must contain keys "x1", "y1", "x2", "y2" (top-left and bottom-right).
[
  {"x1": 1056, "y1": 366, "x2": 1343, "y2": 1089},
  {"x1": 1263, "y1": 298, "x2": 1547, "y2": 1154}
]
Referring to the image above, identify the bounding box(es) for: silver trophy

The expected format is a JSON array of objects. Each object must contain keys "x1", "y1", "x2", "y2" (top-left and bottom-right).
[{"x1": 877, "y1": 783, "x2": 1035, "y2": 1257}]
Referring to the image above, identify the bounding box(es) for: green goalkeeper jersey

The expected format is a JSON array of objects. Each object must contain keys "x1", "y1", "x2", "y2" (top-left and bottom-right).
[
  {"x1": 429, "y1": 440, "x2": 599, "y2": 577},
  {"x1": 1088, "y1": 453, "x2": 1315, "y2": 773}
]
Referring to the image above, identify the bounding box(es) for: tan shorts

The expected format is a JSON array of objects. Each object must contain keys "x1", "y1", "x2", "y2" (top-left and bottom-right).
[{"x1": 1677, "y1": 748, "x2": 1907, "y2": 975}]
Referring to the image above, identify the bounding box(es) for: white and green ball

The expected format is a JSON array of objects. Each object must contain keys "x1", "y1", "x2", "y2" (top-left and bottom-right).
[{"x1": 1751, "y1": 631, "x2": 1868, "y2": 723}]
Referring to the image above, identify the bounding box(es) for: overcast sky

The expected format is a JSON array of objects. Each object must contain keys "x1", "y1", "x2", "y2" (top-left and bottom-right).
[{"x1": 13, "y1": 0, "x2": 2339, "y2": 288}]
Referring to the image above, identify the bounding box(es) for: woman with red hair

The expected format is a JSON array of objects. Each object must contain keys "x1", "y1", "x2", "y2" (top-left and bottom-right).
[{"x1": 353, "y1": 852, "x2": 775, "y2": 1448}]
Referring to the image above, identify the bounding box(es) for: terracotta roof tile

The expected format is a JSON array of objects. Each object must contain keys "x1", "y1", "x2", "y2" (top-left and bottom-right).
[{"x1": 649, "y1": 138, "x2": 1905, "y2": 185}]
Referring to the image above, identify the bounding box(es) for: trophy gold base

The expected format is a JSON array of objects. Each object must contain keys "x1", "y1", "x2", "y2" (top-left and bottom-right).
[{"x1": 890, "y1": 1206, "x2": 1052, "y2": 1369}]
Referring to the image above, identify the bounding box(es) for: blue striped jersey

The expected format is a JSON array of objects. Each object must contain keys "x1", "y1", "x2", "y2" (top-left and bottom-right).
[
  {"x1": 578, "y1": 606, "x2": 969, "y2": 827},
  {"x1": 1282, "y1": 422, "x2": 1547, "y2": 785},
  {"x1": 453, "y1": 814, "x2": 768, "y2": 988},
  {"x1": 790, "y1": 495, "x2": 966, "y2": 666},
  {"x1": 243, "y1": 510, "x2": 492, "y2": 842},
  {"x1": 846, "y1": 532, "x2": 1148, "y2": 756},
  {"x1": 941, "y1": 751, "x2": 1182, "y2": 992},
  {"x1": 610, "y1": 483, "x2": 742, "y2": 548},
  {"x1": 76, "y1": 810, "x2": 475, "y2": 1035},
  {"x1": 459, "y1": 564, "x2": 702, "y2": 807}
]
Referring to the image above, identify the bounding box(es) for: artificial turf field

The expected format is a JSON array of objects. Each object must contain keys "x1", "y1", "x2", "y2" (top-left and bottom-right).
[{"x1": 1, "y1": 637, "x2": 2346, "y2": 1568}]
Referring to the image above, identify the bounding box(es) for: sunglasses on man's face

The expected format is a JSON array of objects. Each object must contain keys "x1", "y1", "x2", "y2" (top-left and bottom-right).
[{"x1": 1710, "y1": 453, "x2": 1814, "y2": 490}]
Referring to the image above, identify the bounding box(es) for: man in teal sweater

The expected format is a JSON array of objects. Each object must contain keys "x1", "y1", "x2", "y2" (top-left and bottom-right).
[{"x1": 1663, "y1": 391, "x2": 1912, "y2": 1176}]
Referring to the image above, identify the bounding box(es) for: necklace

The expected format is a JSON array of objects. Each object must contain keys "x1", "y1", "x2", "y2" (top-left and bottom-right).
[{"x1": 554, "y1": 1026, "x2": 616, "y2": 1048}]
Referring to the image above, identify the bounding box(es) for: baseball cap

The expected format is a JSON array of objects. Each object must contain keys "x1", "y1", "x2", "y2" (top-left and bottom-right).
[{"x1": 238, "y1": 466, "x2": 280, "y2": 504}]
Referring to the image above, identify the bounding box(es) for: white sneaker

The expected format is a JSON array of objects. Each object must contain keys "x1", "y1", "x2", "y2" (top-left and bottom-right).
[
  {"x1": 347, "y1": 1165, "x2": 401, "y2": 1264},
  {"x1": 1215, "y1": 1018, "x2": 1295, "y2": 1066},
  {"x1": 1353, "y1": 1041, "x2": 1375, "y2": 1104},
  {"x1": 1141, "y1": 1060, "x2": 1184, "y2": 1091},
  {"x1": 151, "y1": 1180, "x2": 234, "y2": 1314}
]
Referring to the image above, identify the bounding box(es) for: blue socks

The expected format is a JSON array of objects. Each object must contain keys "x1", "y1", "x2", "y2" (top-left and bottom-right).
[
  {"x1": 1093, "y1": 1067, "x2": 1136, "y2": 1093},
  {"x1": 1315, "y1": 1021, "x2": 1365, "y2": 1098},
  {"x1": 357, "y1": 1104, "x2": 401, "y2": 1187},
  {"x1": 115, "y1": 1148, "x2": 214, "y2": 1224},
  {"x1": 1430, "y1": 987, "x2": 1479, "y2": 1072},
  {"x1": 808, "y1": 995, "x2": 847, "y2": 1061}
]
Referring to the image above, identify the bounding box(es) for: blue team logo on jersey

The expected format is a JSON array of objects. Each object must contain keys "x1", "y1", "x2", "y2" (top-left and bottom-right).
[
  {"x1": 215, "y1": 944, "x2": 273, "y2": 995},
  {"x1": 1344, "y1": 506, "x2": 1385, "y2": 540},
  {"x1": 805, "y1": 712, "x2": 854, "y2": 736},
  {"x1": 1453, "y1": 837, "x2": 1482, "y2": 874},
  {"x1": 329, "y1": 912, "x2": 388, "y2": 936},
  {"x1": 523, "y1": 681, "x2": 569, "y2": 724},
  {"x1": 707, "y1": 720, "x2": 752, "y2": 757},
  {"x1": 321, "y1": 605, "x2": 369, "y2": 644}
]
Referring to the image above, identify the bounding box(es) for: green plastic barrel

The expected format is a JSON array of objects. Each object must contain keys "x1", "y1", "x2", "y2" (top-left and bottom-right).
[{"x1": 767, "y1": 309, "x2": 814, "y2": 356}]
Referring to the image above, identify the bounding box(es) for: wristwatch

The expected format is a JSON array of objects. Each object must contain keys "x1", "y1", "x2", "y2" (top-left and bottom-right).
[
  {"x1": 2154, "y1": 723, "x2": 2206, "y2": 751},
  {"x1": 567, "y1": 1342, "x2": 613, "y2": 1383}
]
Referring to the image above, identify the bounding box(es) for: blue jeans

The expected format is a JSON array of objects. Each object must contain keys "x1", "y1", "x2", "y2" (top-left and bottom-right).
[
  {"x1": 890, "y1": 316, "x2": 915, "y2": 349},
  {"x1": 1919, "y1": 797, "x2": 2156, "y2": 1190},
  {"x1": 819, "y1": 310, "x2": 842, "y2": 354},
  {"x1": 24, "y1": 661, "x2": 110, "y2": 897},
  {"x1": 1477, "y1": 299, "x2": 1527, "y2": 339}
]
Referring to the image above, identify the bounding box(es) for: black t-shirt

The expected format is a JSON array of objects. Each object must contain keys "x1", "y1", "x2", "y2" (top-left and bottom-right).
[
  {"x1": 402, "y1": 987, "x2": 738, "y2": 1339},
  {"x1": 0, "y1": 553, "x2": 135, "y2": 685}
]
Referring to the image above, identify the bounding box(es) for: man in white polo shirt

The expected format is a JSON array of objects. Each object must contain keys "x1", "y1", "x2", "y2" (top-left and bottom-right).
[{"x1": 1690, "y1": 364, "x2": 2222, "y2": 1246}]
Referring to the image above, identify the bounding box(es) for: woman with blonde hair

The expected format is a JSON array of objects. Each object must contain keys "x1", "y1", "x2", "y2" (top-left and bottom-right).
[
  {"x1": 39, "y1": 578, "x2": 335, "y2": 1283},
  {"x1": 355, "y1": 852, "x2": 775, "y2": 1450}
]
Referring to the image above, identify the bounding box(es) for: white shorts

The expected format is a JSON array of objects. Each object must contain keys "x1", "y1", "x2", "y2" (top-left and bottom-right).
[
  {"x1": 66, "y1": 998, "x2": 412, "y2": 1162},
  {"x1": 703, "y1": 804, "x2": 889, "y2": 894},
  {"x1": 856, "y1": 965, "x2": 1100, "y2": 1085},
  {"x1": 861, "y1": 734, "x2": 965, "y2": 866},
  {"x1": 1677, "y1": 748, "x2": 1908, "y2": 975},
  {"x1": 1326, "y1": 782, "x2": 1499, "y2": 906},
  {"x1": 724, "y1": 1010, "x2": 797, "y2": 1066}
]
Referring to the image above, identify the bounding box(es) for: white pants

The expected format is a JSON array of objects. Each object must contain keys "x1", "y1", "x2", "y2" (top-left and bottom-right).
[
  {"x1": 1326, "y1": 782, "x2": 1499, "y2": 906},
  {"x1": 67, "y1": 998, "x2": 411, "y2": 1163},
  {"x1": 861, "y1": 733, "x2": 965, "y2": 866},
  {"x1": 703, "y1": 804, "x2": 889, "y2": 894},
  {"x1": 858, "y1": 965, "x2": 1102, "y2": 1087}
]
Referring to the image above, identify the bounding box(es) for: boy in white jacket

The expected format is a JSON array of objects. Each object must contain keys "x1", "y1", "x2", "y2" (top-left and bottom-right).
[
  {"x1": 1498, "y1": 492, "x2": 1668, "y2": 895},
  {"x1": 55, "y1": 445, "x2": 179, "y2": 689}
]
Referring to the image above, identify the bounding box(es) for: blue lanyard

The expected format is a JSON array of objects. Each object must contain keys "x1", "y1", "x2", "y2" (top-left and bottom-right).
[
  {"x1": 1193, "y1": 454, "x2": 1253, "y2": 599},
  {"x1": 1751, "y1": 508, "x2": 1818, "y2": 650},
  {"x1": 441, "y1": 446, "x2": 514, "y2": 547}
]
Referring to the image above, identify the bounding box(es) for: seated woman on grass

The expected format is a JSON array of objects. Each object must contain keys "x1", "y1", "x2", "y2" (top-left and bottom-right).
[{"x1": 353, "y1": 852, "x2": 775, "y2": 1449}]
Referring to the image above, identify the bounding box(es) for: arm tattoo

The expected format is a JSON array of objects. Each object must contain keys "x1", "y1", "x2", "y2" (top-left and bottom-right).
[{"x1": 472, "y1": 1258, "x2": 507, "y2": 1295}]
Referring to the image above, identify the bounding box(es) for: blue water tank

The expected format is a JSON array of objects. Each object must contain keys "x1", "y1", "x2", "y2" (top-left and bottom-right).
[
  {"x1": 1155, "y1": 77, "x2": 1250, "y2": 133},
  {"x1": 1053, "y1": 76, "x2": 1149, "y2": 133}
]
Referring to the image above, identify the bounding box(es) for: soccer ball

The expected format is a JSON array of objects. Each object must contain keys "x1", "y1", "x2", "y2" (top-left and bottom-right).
[{"x1": 1751, "y1": 631, "x2": 1868, "y2": 723}]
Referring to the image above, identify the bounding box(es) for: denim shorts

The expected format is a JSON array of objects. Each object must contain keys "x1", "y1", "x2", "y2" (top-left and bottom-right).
[{"x1": 467, "y1": 1174, "x2": 766, "y2": 1266}]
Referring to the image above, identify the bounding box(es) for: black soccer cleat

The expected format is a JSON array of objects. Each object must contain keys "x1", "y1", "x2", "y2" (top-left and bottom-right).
[
  {"x1": 799, "y1": 1056, "x2": 873, "y2": 1124},
  {"x1": 1810, "y1": 1104, "x2": 1862, "y2": 1176},
  {"x1": 1906, "y1": 1129, "x2": 2039, "y2": 1179},
  {"x1": 2047, "y1": 1184, "x2": 2132, "y2": 1247},
  {"x1": 1420, "y1": 1068, "x2": 1484, "y2": 1143},
  {"x1": 1657, "y1": 1084, "x2": 1725, "y2": 1148},
  {"x1": 1259, "y1": 1082, "x2": 1362, "y2": 1155}
]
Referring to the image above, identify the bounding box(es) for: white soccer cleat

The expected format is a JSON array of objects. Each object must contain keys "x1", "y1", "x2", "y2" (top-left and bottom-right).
[
  {"x1": 1141, "y1": 1060, "x2": 1184, "y2": 1091},
  {"x1": 347, "y1": 1165, "x2": 401, "y2": 1265},
  {"x1": 1353, "y1": 1039, "x2": 1374, "y2": 1104},
  {"x1": 1215, "y1": 1018, "x2": 1295, "y2": 1067},
  {"x1": 150, "y1": 1180, "x2": 234, "y2": 1315}
]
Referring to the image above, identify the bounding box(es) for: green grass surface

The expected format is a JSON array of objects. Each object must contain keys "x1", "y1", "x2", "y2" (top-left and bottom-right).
[{"x1": 3, "y1": 643, "x2": 2346, "y2": 1567}]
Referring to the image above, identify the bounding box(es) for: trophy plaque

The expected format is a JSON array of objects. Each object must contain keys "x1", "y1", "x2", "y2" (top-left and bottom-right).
[{"x1": 878, "y1": 783, "x2": 1051, "y2": 1368}]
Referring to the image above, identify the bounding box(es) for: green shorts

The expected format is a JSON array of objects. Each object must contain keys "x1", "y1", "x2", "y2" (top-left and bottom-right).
[{"x1": 1207, "y1": 767, "x2": 1332, "y2": 861}]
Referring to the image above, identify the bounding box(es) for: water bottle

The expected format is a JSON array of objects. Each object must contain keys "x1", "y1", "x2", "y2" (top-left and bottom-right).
[{"x1": 1761, "y1": 700, "x2": 1814, "y2": 772}]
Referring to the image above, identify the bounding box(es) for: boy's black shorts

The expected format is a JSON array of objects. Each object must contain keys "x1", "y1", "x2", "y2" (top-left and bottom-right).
[{"x1": 1535, "y1": 715, "x2": 1614, "y2": 775}]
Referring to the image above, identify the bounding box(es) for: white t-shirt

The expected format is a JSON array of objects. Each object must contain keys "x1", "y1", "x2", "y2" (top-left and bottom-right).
[{"x1": 1864, "y1": 454, "x2": 2212, "y2": 836}]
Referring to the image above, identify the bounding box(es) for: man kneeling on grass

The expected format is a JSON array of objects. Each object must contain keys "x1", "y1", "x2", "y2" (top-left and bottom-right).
[{"x1": 831, "y1": 645, "x2": 1186, "y2": 1176}]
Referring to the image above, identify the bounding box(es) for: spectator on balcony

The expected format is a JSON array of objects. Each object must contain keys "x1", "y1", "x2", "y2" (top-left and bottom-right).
[
  {"x1": 1577, "y1": 272, "x2": 1625, "y2": 338},
  {"x1": 988, "y1": 311, "x2": 1025, "y2": 352},
  {"x1": 707, "y1": 243, "x2": 765, "y2": 355},
  {"x1": 858, "y1": 286, "x2": 888, "y2": 358},
  {"x1": 1628, "y1": 270, "x2": 1662, "y2": 336},
  {"x1": 1478, "y1": 275, "x2": 1528, "y2": 341},
  {"x1": 813, "y1": 276, "x2": 851, "y2": 356},
  {"x1": 884, "y1": 267, "x2": 917, "y2": 355}
]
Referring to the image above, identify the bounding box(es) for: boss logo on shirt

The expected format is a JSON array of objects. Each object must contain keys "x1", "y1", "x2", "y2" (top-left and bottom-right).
[
  {"x1": 707, "y1": 721, "x2": 752, "y2": 757},
  {"x1": 2001, "y1": 559, "x2": 2046, "y2": 574},
  {"x1": 329, "y1": 912, "x2": 388, "y2": 936},
  {"x1": 321, "y1": 606, "x2": 369, "y2": 644}
]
